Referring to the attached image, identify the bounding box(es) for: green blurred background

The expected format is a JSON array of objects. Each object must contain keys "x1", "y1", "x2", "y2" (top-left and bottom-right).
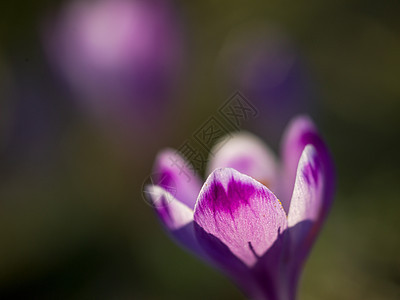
[{"x1": 1, "y1": 0, "x2": 400, "y2": 299}]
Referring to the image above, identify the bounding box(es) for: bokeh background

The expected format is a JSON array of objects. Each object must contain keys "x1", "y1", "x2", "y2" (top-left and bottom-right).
[{"x1": 1, "y1": 0, "x2": 400, "y2": 299}]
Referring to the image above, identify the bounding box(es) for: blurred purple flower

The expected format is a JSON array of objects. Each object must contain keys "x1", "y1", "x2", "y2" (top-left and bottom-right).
[
  {"x1": 146, "y1": 116, "x2": 335, "y2": 300},
  {"x1": 218, "y1": 24, "x2": 314, "y2": 144},
  {"x1": 43, "y1": 0, "x2": 184, "y2": 133}
]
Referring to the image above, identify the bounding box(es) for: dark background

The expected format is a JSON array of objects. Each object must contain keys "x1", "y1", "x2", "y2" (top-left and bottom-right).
[{"x1": 1, "y1": 0, "x2": 400, "y2": 299}]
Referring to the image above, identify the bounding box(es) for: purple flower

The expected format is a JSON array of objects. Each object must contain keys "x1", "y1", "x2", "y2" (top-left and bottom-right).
[
  {"x1": 145, "y1": 116, "x2": 335, "y2": 300},
  {"x1": 218, "y1": 24, "x2": 313, "y2": 144},
  {"x1": 43, "y1": 0, "x2": 184, "y2": 131}
]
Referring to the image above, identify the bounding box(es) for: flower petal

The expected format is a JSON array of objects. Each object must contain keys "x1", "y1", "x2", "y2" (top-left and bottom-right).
[
  {"x1": 279, "y1": 115, "x2": 335, "y2": 213},
  {"x1": 153, "y1": 148, "x2": 202, "y2": 209},
  {"x1": 207, "y1": 132, "x2": 278, "y2": 190},
  {"x1": 288, "y1": 145, "x2": 324, "y2": 228},
  {"x1": 145, "y1": 185, "x2": 193, "y2": 230},
  {"x1": 195, "y1": 220, "x2": 291, "y2": 300},
  {"x1": 280, "y1": 145, "x2": 329, "y2": 297},
  {"x1": 194, "y1": 168, "x2": 287, "y2": 267},
  {"x1": 145, "y1": 185, "x2": 205, "y2": 257}
]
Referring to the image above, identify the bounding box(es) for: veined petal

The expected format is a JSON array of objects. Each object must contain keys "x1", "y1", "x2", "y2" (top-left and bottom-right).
[
  {"x1": 283, "y1": 145, "x2": 328, "y2": 297},
  {"x1": 288, "y1": 145, "x2": 323, "y2": 228},
  {"x1": 207, "y1": 132, "x2": 278, "y2": 190},
  {"x1": 153, "y1": 148, "x2": 202, "y2": 210},
  {"x1": 279, "y1": 115, "x2": 334, "y2": 214},
  {"x1": 194, "y1": 168, "x2": 287, "y2": 267}
]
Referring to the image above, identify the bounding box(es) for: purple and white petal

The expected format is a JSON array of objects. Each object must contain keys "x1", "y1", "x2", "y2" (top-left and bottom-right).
[
  {"x1": 207, "y1": 132, "x2": 278, "y2": 190},
  {"x1": 279, "y1": 115, "x2": 334, "y2": 214},
  {"x1": 153, "y1": 148, "x2": 202, "y2": 209},
  {"x1": 145, "y1": 185, "x2": 206, "y2": 257},
  {"x1": 287, "y1": 145, "x2": 323, "y2": 228},
  {"x1": 283, "y1": 144, "x2": 329, "y2": 297},
  {"x1": 145, "y1": 185, "x2": 193, "y2": 230},
  {"x1": 194, "y1": 168, "x2": 287, "y2": 267}
]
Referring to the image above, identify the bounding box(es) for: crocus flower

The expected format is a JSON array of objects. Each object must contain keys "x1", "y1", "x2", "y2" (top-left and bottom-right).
[
  {"x1": 218, "y1": 24, "x2": 313, "y2": 144},
  {"x1": 145, "y1": 116, "x2": 334, "y2": 300},
  {"x1": 43, "y1": 0, "x2": 184, "y2": 136}
]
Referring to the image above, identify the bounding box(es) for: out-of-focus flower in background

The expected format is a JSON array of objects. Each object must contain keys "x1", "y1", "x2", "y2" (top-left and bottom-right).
[
  {"x1": 146, "y1": 116, "x2": 334, "y2": 299},
  {"x1": 43, "y1": 0, "x2": 185, "y2": 149},
  {"x1": 218, "y1": 23, "x2": 314, "y2": 145}
]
